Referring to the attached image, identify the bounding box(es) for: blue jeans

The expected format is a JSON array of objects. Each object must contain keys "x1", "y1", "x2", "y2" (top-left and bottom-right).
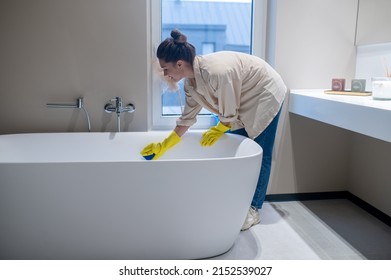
[{"x1": 229, "y1": 109, "x2": 282, "y2": 209}]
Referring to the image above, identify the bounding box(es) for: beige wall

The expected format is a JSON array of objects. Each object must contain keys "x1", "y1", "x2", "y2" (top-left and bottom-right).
[
  {"x1": 273, "y1": 0, "x2": 358, "y2": 89},
  {"x1": 348, "y1": 134, "x2": 391, "y2": 215},
  {"x1": 0, "y1": 0, "x2": 149, "y2": 133},
  {"x1": 356, "y1": 0, "x2": 391, "y2": 45}
]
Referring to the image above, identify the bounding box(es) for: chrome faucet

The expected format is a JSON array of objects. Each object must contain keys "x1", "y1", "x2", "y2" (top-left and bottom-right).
[
  {"x1": 47, "y1": 97, "x2": 91, "y2": 132},
  {"x1": 104, "y1": 97, "x2": 135, "y2": 132}
]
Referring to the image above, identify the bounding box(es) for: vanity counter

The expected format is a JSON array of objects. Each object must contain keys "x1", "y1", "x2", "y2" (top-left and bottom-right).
[{"x1": 289, "y1": 89, "x2": 391, "y2": 143}]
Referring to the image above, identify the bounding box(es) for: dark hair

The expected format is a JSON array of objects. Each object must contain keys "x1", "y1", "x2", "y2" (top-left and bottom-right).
[{"x1": 157, "y1": 29, "x2": 196, "y2": 66}]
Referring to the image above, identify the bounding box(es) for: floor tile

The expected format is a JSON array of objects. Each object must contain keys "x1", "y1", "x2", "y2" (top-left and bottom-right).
[{"x1": 211, "y1": 200, "x2": 391, "y2": 260}]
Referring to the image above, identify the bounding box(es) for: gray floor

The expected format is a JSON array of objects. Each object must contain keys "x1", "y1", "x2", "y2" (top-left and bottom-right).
[{"x1": 211, "y1": 199, "x2": 391, "y2": 260}]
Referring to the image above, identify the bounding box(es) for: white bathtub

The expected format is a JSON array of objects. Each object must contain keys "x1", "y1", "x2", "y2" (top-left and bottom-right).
[{"x1": 0, "y1": 131, "x2": 262, "y2": 260}]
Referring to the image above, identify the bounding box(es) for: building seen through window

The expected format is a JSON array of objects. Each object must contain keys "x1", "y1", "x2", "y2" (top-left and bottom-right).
[{"x1": 161, "y1": 0, "x2": 253, "y2": 115}]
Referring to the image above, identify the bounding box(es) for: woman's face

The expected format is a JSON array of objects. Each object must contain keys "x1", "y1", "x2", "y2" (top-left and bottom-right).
[{"x1": 159, "y1": 59, "x2": 184, "y2": 83}]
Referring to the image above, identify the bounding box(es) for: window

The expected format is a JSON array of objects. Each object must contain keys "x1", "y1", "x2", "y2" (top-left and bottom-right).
[
  {"x1": 151, "y1": 0, "x2": 266, "y2": 129},
  {"x1": 202, "y1": 43, "x2": 215, "y2": 55}
]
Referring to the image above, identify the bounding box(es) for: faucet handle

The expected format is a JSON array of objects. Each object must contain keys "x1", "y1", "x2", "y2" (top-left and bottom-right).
[{"x1": 125, "y1": 103, "x2": 135, "y2": 113}]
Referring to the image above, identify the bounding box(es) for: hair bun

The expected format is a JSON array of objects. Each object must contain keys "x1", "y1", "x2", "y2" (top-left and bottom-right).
[{"x1": 171, "y1": 29, "x2": 187, "y2": 44}]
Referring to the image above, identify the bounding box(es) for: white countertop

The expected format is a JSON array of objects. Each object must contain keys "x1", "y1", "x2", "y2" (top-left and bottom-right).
[{"x1": 289, "y1": 89, "x2": 391, "y2": 143}]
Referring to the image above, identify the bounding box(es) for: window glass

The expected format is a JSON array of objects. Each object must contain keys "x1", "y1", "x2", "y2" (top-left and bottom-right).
[{"x1": 202, "y1": 43, "x2": 215, "y2": 55}]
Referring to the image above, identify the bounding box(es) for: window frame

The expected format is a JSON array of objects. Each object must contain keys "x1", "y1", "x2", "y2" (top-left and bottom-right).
[{"x1": 149, "y1": 0, "x2": 267, "y2": 130}]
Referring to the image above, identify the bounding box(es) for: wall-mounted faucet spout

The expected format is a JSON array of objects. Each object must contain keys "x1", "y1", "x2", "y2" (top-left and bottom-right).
[
  {"x1": 47, "y1": 98, "x2": 82, "y2": 109},
  {"x1": 104, "y1": 97, "x2": 135, "y2": 132},
  {"x1": 47, "y1": 97, "x2": 91, "y2": 132}
]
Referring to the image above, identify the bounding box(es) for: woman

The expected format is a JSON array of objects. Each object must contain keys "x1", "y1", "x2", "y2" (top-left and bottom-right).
[{"x1": 141, "y1": 29, "x2": 287, "y2": 230}]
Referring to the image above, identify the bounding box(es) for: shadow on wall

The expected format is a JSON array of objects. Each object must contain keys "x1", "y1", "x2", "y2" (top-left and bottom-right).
[{"x1": 289, "y1": 114, "x2": 351, "y2": 193}]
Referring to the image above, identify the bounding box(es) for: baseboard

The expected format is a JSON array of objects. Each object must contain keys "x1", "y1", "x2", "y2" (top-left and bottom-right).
[
  {"x1": 266, "y1": 191, "x2": 349, "y2": 202},
  {"x1": 265, "y1": 191, "x2": 391, "y2": 227}
]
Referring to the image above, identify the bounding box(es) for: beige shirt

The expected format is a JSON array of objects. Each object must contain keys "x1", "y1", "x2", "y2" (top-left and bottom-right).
[{"x1": 177, "y1": 51, "x2": 287, "y2": 139}]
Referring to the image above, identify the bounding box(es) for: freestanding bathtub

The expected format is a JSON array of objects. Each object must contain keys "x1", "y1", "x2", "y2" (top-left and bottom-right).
[{"x1": 0, "y1": 131, "x2": 262, "y2": 260}]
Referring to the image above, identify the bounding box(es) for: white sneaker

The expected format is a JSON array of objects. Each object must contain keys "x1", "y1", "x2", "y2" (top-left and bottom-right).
[{"x1": 241, "y1": 206, "x2": 260, "y2": 231}]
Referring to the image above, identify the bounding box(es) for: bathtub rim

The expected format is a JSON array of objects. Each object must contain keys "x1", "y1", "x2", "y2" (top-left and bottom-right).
[{"x1": 0, "y1": 131, "x2": 263, "y2": 164}]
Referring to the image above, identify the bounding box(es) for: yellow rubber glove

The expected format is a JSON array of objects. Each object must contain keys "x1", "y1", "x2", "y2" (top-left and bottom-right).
[
  {"x1": 200, "y1": 122, "x2": 230, "y2": 146},
  {"x1": 140, "y1": 131, "x2": 181, "y2": 160}
]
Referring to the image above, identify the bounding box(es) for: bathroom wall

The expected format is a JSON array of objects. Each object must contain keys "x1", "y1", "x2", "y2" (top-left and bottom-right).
[
  {"x1": 273, "y1": 0, "x2": 358, "y2": 89},
  {"x1": 0, "y1": 0, "x2": 149, "y2": 133},
  {"x1": 355, "y1": 42, "x2": 391, "y2": 87},
  {"x1": 348, "y1": 134, "x2": 391, "y2": 216},
  {"x1": 267, "y1": 0, "x2": 357, "y2": 195},
  {"x1": 355, "y1": 0, "x2": 391, "y2": 45}
]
